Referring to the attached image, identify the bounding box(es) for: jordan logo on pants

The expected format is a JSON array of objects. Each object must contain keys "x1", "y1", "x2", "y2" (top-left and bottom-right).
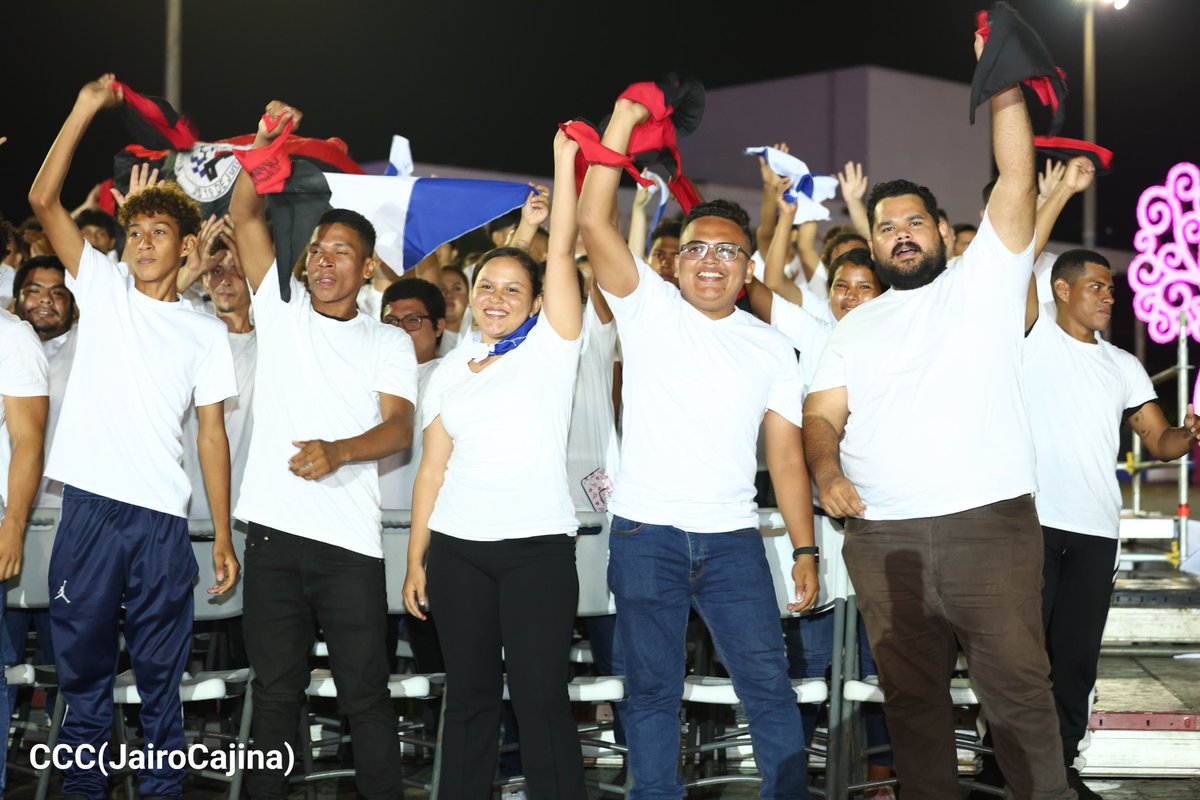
[{"x1": 54, "y1": 580, "x2": 71, "y2": 604}]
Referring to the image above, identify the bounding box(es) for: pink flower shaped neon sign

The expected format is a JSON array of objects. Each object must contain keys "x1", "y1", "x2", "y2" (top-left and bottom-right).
[{"x1": 1128, "y1": 162, "x2": 1200, "y2": 345}]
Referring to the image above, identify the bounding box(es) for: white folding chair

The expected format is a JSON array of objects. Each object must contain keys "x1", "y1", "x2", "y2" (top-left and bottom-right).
[
  {"x1": 8, "y1": 507, "x2": 60, "y2": 765},
  {"x1": 569, "y1": 513, "x2": 627, "y2": 794}
]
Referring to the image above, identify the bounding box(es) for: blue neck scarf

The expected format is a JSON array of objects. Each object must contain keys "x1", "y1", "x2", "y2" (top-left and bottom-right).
[{"x1": 487, "y1": 314, "x2": 539, "y2": 356}]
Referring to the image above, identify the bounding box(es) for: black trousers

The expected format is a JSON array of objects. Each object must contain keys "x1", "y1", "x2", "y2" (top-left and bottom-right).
[
  {"x1": 1041, "y1": 526, "x2": 1118, "y2": 765},
  {"x1": 242, "y1": 524, "x2": 405, "y2": 799},
  {"x1": 427, "y1": 531, "x2": 585, "y2": 800}
]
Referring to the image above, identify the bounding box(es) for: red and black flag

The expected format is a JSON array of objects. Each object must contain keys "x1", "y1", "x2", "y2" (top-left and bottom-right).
[
  {"x1": 971, "y1": 2, "x2": 1068, "y2": 135},
  {"x1": 105, "y1": 82, "x2": 365, "y2": 298}
]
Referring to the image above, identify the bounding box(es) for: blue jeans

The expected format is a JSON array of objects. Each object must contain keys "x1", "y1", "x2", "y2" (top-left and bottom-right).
[{"x1": 608, "y1": 517, "x2": 808, "y2": 800}]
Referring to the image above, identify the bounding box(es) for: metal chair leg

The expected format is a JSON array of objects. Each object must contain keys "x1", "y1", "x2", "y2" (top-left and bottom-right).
[{"x1": 34, "y1": 692, "x2": 66, "y2": 800}]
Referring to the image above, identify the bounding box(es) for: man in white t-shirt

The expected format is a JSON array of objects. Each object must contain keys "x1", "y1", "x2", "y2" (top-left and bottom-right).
[
  {"x1": 803, "y1": 63, "x2": 1074, "y2": 797},
  {"x1": 28, "y1": 73, "x2": 240, "y2": 800},
  {"x1": 182, "y1": 224, "x2": 257, "y2": 520},
  {"x1": 0, "y1": 308, "x2": 49, "y2": 798},
  {"x1": 578, "y1": 95, "x2": 819, "y2": 799},
  {"x1": 230, "y1": 101, "x2": 418, "y2": 800},
  {"x1": 12, "y1": 256, "x2": 76, "y2": 509},
  {"x1": 1025, "y1": 249, "x2": 1199, "y2": 799},
  {"x1": 6, "y1": 257, "x2": 75, "y2": 698}
]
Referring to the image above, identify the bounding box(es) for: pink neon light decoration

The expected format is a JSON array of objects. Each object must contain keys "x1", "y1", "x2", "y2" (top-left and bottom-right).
[{"x1": 1128, "y1": 161, "x2": 1200, "y2": 345}]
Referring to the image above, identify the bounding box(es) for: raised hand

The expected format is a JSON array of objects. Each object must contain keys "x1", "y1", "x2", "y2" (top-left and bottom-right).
[
  {"x1": 553, "y1": 127, "x2": 579, "y2": 163},
  {"x1": 110, "y1": 162, "x2": 164, "y2": 207},
  {"x1": 760, "y1": 142, "x2": 789, "y2": 185},
  {"x1": 1061, "y1": 155, "x2": 1097, "y2": 195},
  {"x1": 774, "y1": 174, "x2": 798, "y2": 217},
  {"x1": 1037, "y1": 159, "x2": 1066, "y2": 204},
  {"x1": 77, "y1": 73, "x2": 123, "y2": 113},
  {"x1": 837, "y1": 161, "x2": 868, "y2": 204},
  {"x1": 521, "y1": 184, "x2": 551, "y2": 229},
  {"x1": 256, "y1": 101, "x2": 302, "y2": 144}
]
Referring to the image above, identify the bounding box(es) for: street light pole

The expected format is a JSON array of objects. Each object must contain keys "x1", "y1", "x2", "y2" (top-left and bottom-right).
[
  {"x1": 1082, "y1": 0, "x2": 1097, "y2": 247},
  {"x1": 165, "y1": 0, "x2": 183, "y2": 109}
]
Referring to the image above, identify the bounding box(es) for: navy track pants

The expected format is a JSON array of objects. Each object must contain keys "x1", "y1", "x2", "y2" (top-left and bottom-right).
[{"x1": 48, "y1": 485, "x2": 196, "y2": 800}]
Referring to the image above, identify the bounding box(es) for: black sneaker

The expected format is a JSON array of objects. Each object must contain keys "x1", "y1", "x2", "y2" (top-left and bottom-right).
[{"x1": 1068, "y1": 767, "x2": 1103, "y2": 799}]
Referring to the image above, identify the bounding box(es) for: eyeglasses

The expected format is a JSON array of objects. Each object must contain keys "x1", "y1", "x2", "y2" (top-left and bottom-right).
[
  {"x1": 383, "y1": 314, "x2": 433, "y2": 332},
  {"x1": 678, "y1": 241, "x2": 749, "y2": 261}
]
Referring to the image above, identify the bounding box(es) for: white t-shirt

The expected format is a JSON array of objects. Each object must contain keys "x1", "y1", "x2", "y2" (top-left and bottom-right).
[
  {"x1": 46, "y1": 243, "x2": 238, "y2": 517},
  {"x1": 437, "y1": 328, "x2": 462, "y2": 357},
  {"x1": 235, "y1": 263, "x2": 418, "y2": 558},
  {"x1": 810, "y1": 214, "x2": 1036, "y2": 519},
  {"x1": 566, "y1": 301, "x2": 620, "y2": 510},
  {"x1": 602, "y1": 258, "x2": 806, "y2": 532},
  {"x1": 379, "y1": 357, "x2": 441, "y2": 511},
  {"x1": 1034, "y1": 251, "x2": 1057, "y2": 306},
  {"x1": 0, "y1": 311, "x2": 49, "y2": 508},
  {"x1": 770, "y1": 292, "x2": 834, "y2": 389},
  {"x1": 184, "y1": 329, "x2": 257, "y2": 519},
  {"x1": 0, "y1": 263, "x2": 16, "y2": 310},
  {"x1": 1023, "y1": 312, "x2": 1156, "y2": 539},
  {"x1": 35, "y1": 328, "x2": 78, "y2": 508},
  {"x1": 423, "y1": 316, "x2": 582, "y2": 541}
]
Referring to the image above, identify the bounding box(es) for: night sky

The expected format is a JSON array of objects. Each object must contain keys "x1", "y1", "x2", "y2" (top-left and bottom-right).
[{"x1": 5, "y1": 0, "x2": 1196, "y2": 251}]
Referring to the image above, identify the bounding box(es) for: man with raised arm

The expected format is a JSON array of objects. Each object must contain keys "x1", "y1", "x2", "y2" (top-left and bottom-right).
[
  {"x1": 577, "y1": 94, "x2": 818, "y2": 799},
  {"x1": 27, "y1": 73, "x2": 239, "y2": 800},
  {"x1": 228, "y1": 102, "x2": 417, "y2": 800},
  {"x1": 802, "y1": 37, "x2": 1075, "y2": 799}
]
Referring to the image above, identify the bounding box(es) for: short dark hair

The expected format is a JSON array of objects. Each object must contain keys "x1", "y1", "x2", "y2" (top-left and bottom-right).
[
  {"x1": 649, "y1": 218, "x2": 682, "y2": 247},
  {"x1": 952, "y1": 223, "x2": 978, "y2": 237},
  {"x1": 821, "y1": 231, "x2": 868, "y2": 271},
  {"x1": 866, "y1": 179, "x2": 941, "y2": 232},
  {"x1": 681, "y1": 199, "x2": 755, "y2": 252},
  {"x1": 1051, "y1": 249, "x2": 1111, "y2": 297},
  {"x1": 382, "y1": 277, "x2": 446, "y2": 322},
  {"x1": 827, "y1": 248, "x2": 885, "y2": 292},
  {"x1": 118, "y1": 183, "x2": 201, "y2": 238},
  {"x1": 74, "y1": 209, "x2": 119, "y2": 239},
  {"x1": 14, "y1": 255, "x2": 68, "y2": 298},
  {"x1": 938, "y1": 208, "x2": 950, "y2": 224},
  {"x1": 485, "y1": 209, "x2": 522, "y2": 238},
  {"x1": 382, "y1": 277, "x2": 446, "y2": 345},
  {"x1": 471, "y1": 246, "x2": 542, "y2": 297},
  {"x1": 0, "y1": 215, "x2": 10, "y2": 260},
  {"x1": 316, "y1": 208, "x2": 376, "y2": 257},
  {"x1": 982, "y1": 179, "x2": 997, "y2": 208}
]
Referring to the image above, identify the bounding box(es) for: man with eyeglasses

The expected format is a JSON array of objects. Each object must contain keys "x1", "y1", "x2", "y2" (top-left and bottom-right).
[
  {"x1": 578, "y1": 95, "x2": 818, "y2": 799},
  {"x1": 378, "y1": 277, "x2": 445, "y2": 510}
]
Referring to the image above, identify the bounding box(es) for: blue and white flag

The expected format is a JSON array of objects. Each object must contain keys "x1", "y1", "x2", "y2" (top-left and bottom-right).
[
  {"x1": 744, "y1": 146, "x2": 839, "y2": 224},
  {"x1": 383, "y1": 135, "x2": 414, "y2": 177},
  {"x1": 324, "y1": 173, "x2": 531, "y2": 271}
]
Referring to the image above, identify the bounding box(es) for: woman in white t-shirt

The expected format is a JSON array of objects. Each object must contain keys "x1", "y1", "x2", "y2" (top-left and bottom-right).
[{"x1": 403, "y1": 131, "x2": 586, "y2": 799}]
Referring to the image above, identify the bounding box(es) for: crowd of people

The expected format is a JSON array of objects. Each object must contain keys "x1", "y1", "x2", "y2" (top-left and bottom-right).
[{"x1": 0, "y1": 25, "x2": 1194, "y2": 800}]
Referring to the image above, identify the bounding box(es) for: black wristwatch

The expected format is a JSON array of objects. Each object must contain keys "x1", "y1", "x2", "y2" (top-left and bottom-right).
[{"x1": 792, "y1": 546, "x2": 820, "y2": 563}]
